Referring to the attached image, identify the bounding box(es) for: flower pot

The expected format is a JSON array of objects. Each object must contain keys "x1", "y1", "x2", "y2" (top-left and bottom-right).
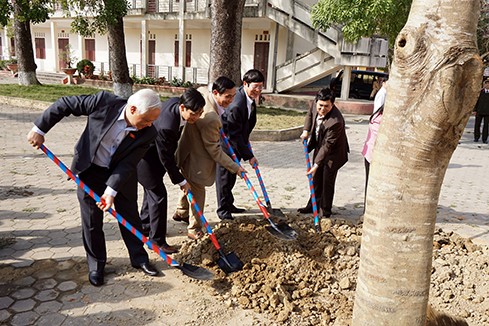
[
  {"x1": 62, "y1": 68, "x2": 78, "y2": 84},
  {"x1": 6, "y1": 63, "x2": 18, "y2": 75}
]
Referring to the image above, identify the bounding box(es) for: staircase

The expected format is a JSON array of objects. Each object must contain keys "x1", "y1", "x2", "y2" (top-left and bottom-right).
[
  {"x1": 265, "y1": 0, "x2": 388, "y2": 92},
  {"x1": 36, "y1": 72, "x2": 66, "y2": 85}
]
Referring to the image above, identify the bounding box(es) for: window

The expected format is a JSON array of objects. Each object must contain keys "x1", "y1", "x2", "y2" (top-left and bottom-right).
[
  {"x1": 85, "y1": 39, "x2": 95, "y2": 61},
  {"x1": 174, "y1": 40, "x2": 179, "y2": 67},
  {"x1": 35, "y1": 38, "x2": 46, "y2": 59}
]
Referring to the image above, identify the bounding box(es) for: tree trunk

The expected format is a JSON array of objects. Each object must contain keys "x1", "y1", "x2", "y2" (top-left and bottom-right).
[
  {"x1": 13, "y1": 2, "x2": 40, "y2": 86},
  {"x1": 352, "y1": 0, "x2": 483, "y2": 325},
  {"x1": 107, "y1": 16, "x2": 132, "y2": 98},
  {"x1": 209, "y1": 0, "x2": 246, "y2": 85}
]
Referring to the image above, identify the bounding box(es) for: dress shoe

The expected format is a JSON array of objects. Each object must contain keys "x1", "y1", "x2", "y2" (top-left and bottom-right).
[
  {"x1": 187, "y1": 231, "x2": 204, "y2": 240},
  {"x1": 159, "y1": 243, "x2": 179, "y2": 254},
  {"x1": 230, "y1": 206, "x2": 245, "y2": 213},
  {"x1": 88, "y1": 271, "x2": 104, "y2": 286},
  {"x1": 218, "y1": 214, "x2": 234, "y2": 221},
  {"x1": 172, "y1": 213, "x2": 189, "y2": 224},
  {"x1": 474, "y1": 138, "x2": 479, "y2": 142},
  {"x1": 297, "y1": 206, "x2": 313, "y2": 214},
  {"x1": 132, "y1": 262, "x2": 159, "y2": 276}
]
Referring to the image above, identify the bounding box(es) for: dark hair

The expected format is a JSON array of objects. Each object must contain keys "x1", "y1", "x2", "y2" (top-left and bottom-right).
[
  {"x1": 212, "y1": 76, "x2": 236, "y2": 94},
  {"x1": 315, "y1": 88, "x2": 335, "y2": 104},
  {"x1": 242, "y1": 69, "x2": 265, "y2": 84},
  {"x1": 180, "y1": 88, "x2": 205, "y2": 112}
]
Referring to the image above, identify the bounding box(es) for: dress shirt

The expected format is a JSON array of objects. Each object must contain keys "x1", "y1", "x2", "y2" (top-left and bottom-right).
[
  {"x1": 245, "y1": 93, "x2": 254, "y2": 119},
  {"x1": 315, "y1": 115, "x2": 324, "y2": 138},
  {"x1": 212, "y1": 95, "x2": 225, "y2": 117}
]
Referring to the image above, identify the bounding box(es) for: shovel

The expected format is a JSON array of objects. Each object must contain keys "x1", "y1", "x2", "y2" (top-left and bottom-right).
[
  {"x1": 39, "y1": 144, "x2": 213, "y2": 281},
  {"x1": 220, "y1": 130, "x2": 297, "y2": 241},
  {"x1": 303, "y1": 139, "x2": 321, "y2": 232},
  {"x1": 187, "y1": 190, "x2": 243, "y2": 274},
  {"x1": 247, "y1": 142, "x2": 285, "y2": 217}
]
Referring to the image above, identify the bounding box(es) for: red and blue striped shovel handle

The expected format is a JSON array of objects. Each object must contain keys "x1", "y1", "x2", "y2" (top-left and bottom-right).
[
  {"x1": 219, "y1": 129, "x2": 271, "y2": 220},
  {"x1": 186, "y1": 190, "x2": 221, "y2": 250},
  {"x1": 39, "y1": 144, "x2": 180, "y2": 267},
  {"x1": 247, "y1": 143, "x2": 271, "y2": 207},
  {"x1": 302, "y1": 140, "x2": 320, "y2": 227}
]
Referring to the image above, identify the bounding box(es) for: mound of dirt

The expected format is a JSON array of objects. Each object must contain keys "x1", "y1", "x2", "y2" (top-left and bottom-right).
[{"x1": 175, "y1": 213, "x2": 489, "y2": 326}]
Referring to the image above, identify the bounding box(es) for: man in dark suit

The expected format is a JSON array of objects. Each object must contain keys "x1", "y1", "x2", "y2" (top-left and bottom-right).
[
  {"x1": 473, "y1": 79, "x2": 489, "y2": 143},
  {"x1": 216, "y1": 69, "x2": 264, "y2": 220},
  {"x1": 299, "y1": 88, "x2": 349, "y2": 218},
  {"x1": 137, "y1": 88, "x2": 205, "y2": 245},
  {"x1": 27, "y1": 89, "x2": 162, "y2": 286}
]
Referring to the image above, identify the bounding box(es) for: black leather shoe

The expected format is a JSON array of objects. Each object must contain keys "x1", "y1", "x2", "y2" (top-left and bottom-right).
[
  {"x1": 88, "y1": 271, "x2": 104, "y2": 286},
  {"x1": 132, "y1": 262, "x2": 159, "y2": 276},
  {"x1": 218, "y1": 214, "x2": 234, "y2": 220},
  {"x1": 297, "y1": 206, "x2": 313, "y2": 214},
  {"x1": 230, "y1": 206, "x2": 245, "y2": 213}
]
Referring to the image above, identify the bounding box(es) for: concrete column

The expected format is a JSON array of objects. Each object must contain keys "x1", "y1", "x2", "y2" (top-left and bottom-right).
[
  {"x1": 285, "y1": 30, "x2": 294, "y2": 61},
  {"x1": 2, "y1": 27, "x2": 9, "y2": 59},
  {"x1": 269, "y1": 22, "x2": 280, "y2": 92},
  {"x1": 178, "y1": 1, "x2": 185, "y2": 81},
  {"x1": 340, "y1": 66, "x2": 352, "y2": 100},
  {"x1": 141, "y1": 20, "x2": 147, "y2": 77},
  {"x1": 50, "y1": 21, "x2": 57, "y2": 71},
  {"x1": 77, "y1": 34, "x2": 83, "y2": 64}
]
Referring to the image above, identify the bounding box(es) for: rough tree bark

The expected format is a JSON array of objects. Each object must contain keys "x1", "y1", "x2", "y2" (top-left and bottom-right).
[
  {"x1": 108, "y1": 16, "x2": 132, "y2": 98},
  {"x1": 352, "y1": 0, "x2": 483, "y2": 325},
  {"x1": 13, "y1": 2, "x2": 40, "y2": 85},
  {"x1": 209, "y1": 0, "x2": 246, "y2": 85}
]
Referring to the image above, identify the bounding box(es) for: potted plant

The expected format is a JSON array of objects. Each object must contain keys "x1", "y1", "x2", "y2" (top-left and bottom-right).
[
  {"x1": 6, "y1": 58, "x2": 18, "y2": 75},
  {"x1": 76, "y1": 59, "x2": 95, "y2": 79}
]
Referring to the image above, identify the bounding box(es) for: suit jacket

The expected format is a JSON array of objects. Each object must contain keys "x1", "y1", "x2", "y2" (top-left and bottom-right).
[
  {"x1": 176, "y1": 89, "x2": 239, "y2": 186},
  {"x1": 138, "y1": 97, "x2": 185, "y2": 188},
  {"x1": 307, "y1": 104, "x2": 349, "y2": 170},
  {"x1": 221, "y1": 86, "x2": 256, "y2": 161},
  {"x1": 34, "y1": 91, "x2": 157, "y2": 200},
  {"x1": 474, "y1": 90, "x2": 489, "y2": 115}
]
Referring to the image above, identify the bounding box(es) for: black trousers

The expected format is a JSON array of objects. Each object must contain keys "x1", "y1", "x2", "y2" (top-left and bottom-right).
[
  {"x1": 312, "y1": 163, "x2": 339, "y2": 216},
  {"x1": 215, "y1": 163, "x2": 237, "y2": 219},
  {"x1": 77, "y1": 165, "x2": 148, "y2": 273},
  {"x1": 364, "y1": 158, "x2": 371, "y2": 212},
  {"x1": 474, "y1": 114, "x2": 489, "y2": 142},
  {"x1": 140, "y1": 182, "x2": 168, "y2": 246}
]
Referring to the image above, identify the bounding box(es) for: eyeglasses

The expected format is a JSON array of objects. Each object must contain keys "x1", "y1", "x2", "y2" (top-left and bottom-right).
[{"x1": 248, "y1": 83, "x2": 263, "y2": 91}]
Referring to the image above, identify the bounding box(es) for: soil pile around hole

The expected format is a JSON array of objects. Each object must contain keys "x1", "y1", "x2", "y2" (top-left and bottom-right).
[{"x1": 175, "y1": 213, "x2": 489, "y2": 325}]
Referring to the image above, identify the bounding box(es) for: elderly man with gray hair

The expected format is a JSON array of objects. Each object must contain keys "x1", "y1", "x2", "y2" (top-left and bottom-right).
[{"x1": 27, "y1": 89, "x2": 161, "y2": 286}]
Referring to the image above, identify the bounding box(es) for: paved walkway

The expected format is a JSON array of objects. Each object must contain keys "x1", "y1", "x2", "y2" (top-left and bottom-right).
[{"x1": 0, "y1": 81, "x2": 488, "y2": 324}]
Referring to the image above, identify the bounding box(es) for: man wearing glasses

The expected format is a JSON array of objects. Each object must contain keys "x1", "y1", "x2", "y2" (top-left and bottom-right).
[{"x1": 216, "y1": 69, "x2": 265, "y2": 220}]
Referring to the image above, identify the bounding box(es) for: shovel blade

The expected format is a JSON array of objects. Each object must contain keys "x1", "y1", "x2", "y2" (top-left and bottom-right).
[
  {"x1": 176, "y1": 263, "x2": 214, "y2": 280},
  {"x1": 266, "y1": 205, "x2": 285, "y2": 217},
  {"x1": 265, "y1": 222, "x2": 298, "y2": 241},
  {"x1": 217, "y1": 251, "x2": 244, "y2": 274}
]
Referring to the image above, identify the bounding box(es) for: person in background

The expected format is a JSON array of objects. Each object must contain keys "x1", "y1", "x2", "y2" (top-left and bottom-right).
[
  {"x1": 362, "y1": 78, "x2": 388, "y2": 209},
  {"x1": 175, "y1": 76, "x2": 246, "y2": 239},
  {"x1": 137, "y1": 88, "x2": 205, "y2": 251},
  {"x1": 216, "y1": 69, "x2": 265, "y2": 220},
  {"x1": 27, "y1": 89, "x2": 162, "y2": 286},
  {"x1": 298, "y1": 88, "x2": 349, "y2": 218},
  {"x1": 473, "y1": 79, "x2": 489, "y2": 143}
]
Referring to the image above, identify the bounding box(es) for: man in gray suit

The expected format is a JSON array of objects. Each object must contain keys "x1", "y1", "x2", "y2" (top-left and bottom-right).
[{"x1": 27, "y1": 89, "x2": 161, "y2": 286}]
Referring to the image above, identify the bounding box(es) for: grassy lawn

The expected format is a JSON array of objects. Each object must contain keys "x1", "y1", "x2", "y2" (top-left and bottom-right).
[{"x1": 0, "y1": 84, "x2": 305, "y2": 129}]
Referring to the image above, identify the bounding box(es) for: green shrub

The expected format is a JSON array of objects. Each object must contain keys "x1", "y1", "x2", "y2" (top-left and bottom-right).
[{"x1": 76, "y1": 59, "x2": 95, "y2": 77}]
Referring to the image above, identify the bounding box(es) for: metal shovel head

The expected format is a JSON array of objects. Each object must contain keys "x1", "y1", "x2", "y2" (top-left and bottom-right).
[
  {"x1": 217, "y1": 251, "x2": 244, "y2": 274},
  {"x1": 267, "y1": 205, "x2": 285, "y2": 217},
  {"x1": 176, "y1": 263, "x2": 214, "y2": 280},
  {"x1": 265, "y1": 221, "x2": 298, "y2": 241}
]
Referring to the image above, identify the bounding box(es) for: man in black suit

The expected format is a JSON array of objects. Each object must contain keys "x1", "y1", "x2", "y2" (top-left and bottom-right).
[
  {"x1": 216, "y1": 69, "x2": 265, "y2": 220},
  {"x1": 27, "y1": 89, "x2": 162, "y2": 286},
  {"x1": 299, "y1": 88, "x2": 349, "y2": 218},
  {"x1": 137, "y1": 88, "x2": 205, "y2": 244}
]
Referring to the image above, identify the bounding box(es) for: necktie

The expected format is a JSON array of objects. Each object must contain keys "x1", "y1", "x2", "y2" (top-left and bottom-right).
[{"x1": 252, "y1": 100, "x2": 256, "y2": 111}]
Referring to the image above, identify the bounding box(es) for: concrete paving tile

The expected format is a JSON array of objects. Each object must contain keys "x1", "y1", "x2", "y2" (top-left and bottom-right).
[
  {"x1": 13, "y1": 276, "x2": 36, "y2": 287},
  {"x1": 34, "y1": 300, "x2": 63, "y2": 314},
  {"x1": 35, "y1": 312, "x2": 67, "y2": 326},
  {"x1": 11, "y1": 288, "x2": 36, "y2": 300},
  {"x1": 29, "y1": 250, "x2": 54, "y2": 260},
  {"x1": 0, "y1": 296, "x2": 14, "y2": 309},
  {"x1": 11, "y1": 259, "x2": 35, "y2": 268},
  {"x1": 34, "y1": 289, "x2": 60, "y2": 302},
  {"x1": 9, "y1": 239, "x2": 34, "y2": 251},
  {"x1": 32, "y1": 268, "x2": 57, "y2": 279},
  {"x1": 10, "y1": 298, "x2": 36, "y2": 313},
  {"x1": 10, "y1": 311, "x2": 39, "y2": 326},
  {"x1": 0, "y1": 309, "x2": 11, "y2": 323},
  {"x1": 33, "y1": 278, "x2": 58, "y2": 290},
  {"x1": 57, "y1": 281, "x2": 78, "y2": 292}
]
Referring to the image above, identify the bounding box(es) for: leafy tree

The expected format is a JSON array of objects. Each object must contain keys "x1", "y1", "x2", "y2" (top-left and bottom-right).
[
  {"x1": 61, "y1": 0, "x2": 132, "y2": 97},
  {"x1": 311, "y1": 0, "x2": 412, "y2": 48},
  {"x1": 0, "y1": 0, "x2": 52, "y2": 85},
  {"x1": 209, "y1": 0, "x2": 246, "y2": 85}
]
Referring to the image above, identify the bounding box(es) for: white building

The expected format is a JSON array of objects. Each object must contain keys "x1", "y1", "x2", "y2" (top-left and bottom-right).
[{"x1": 0, "y1": 0, "x2": 387, "y2": 94}]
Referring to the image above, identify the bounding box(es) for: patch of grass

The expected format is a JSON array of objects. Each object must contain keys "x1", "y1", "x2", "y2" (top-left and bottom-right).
[
  {"x1": 256, "y1": 106, "x2": 305, "y2": 130},
  {"x1": 0, "y1": 84, "x2": 103, "y2": 102},
  {"x1": 22, "y1": 207, "x2": 38, "y2": 212}
]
